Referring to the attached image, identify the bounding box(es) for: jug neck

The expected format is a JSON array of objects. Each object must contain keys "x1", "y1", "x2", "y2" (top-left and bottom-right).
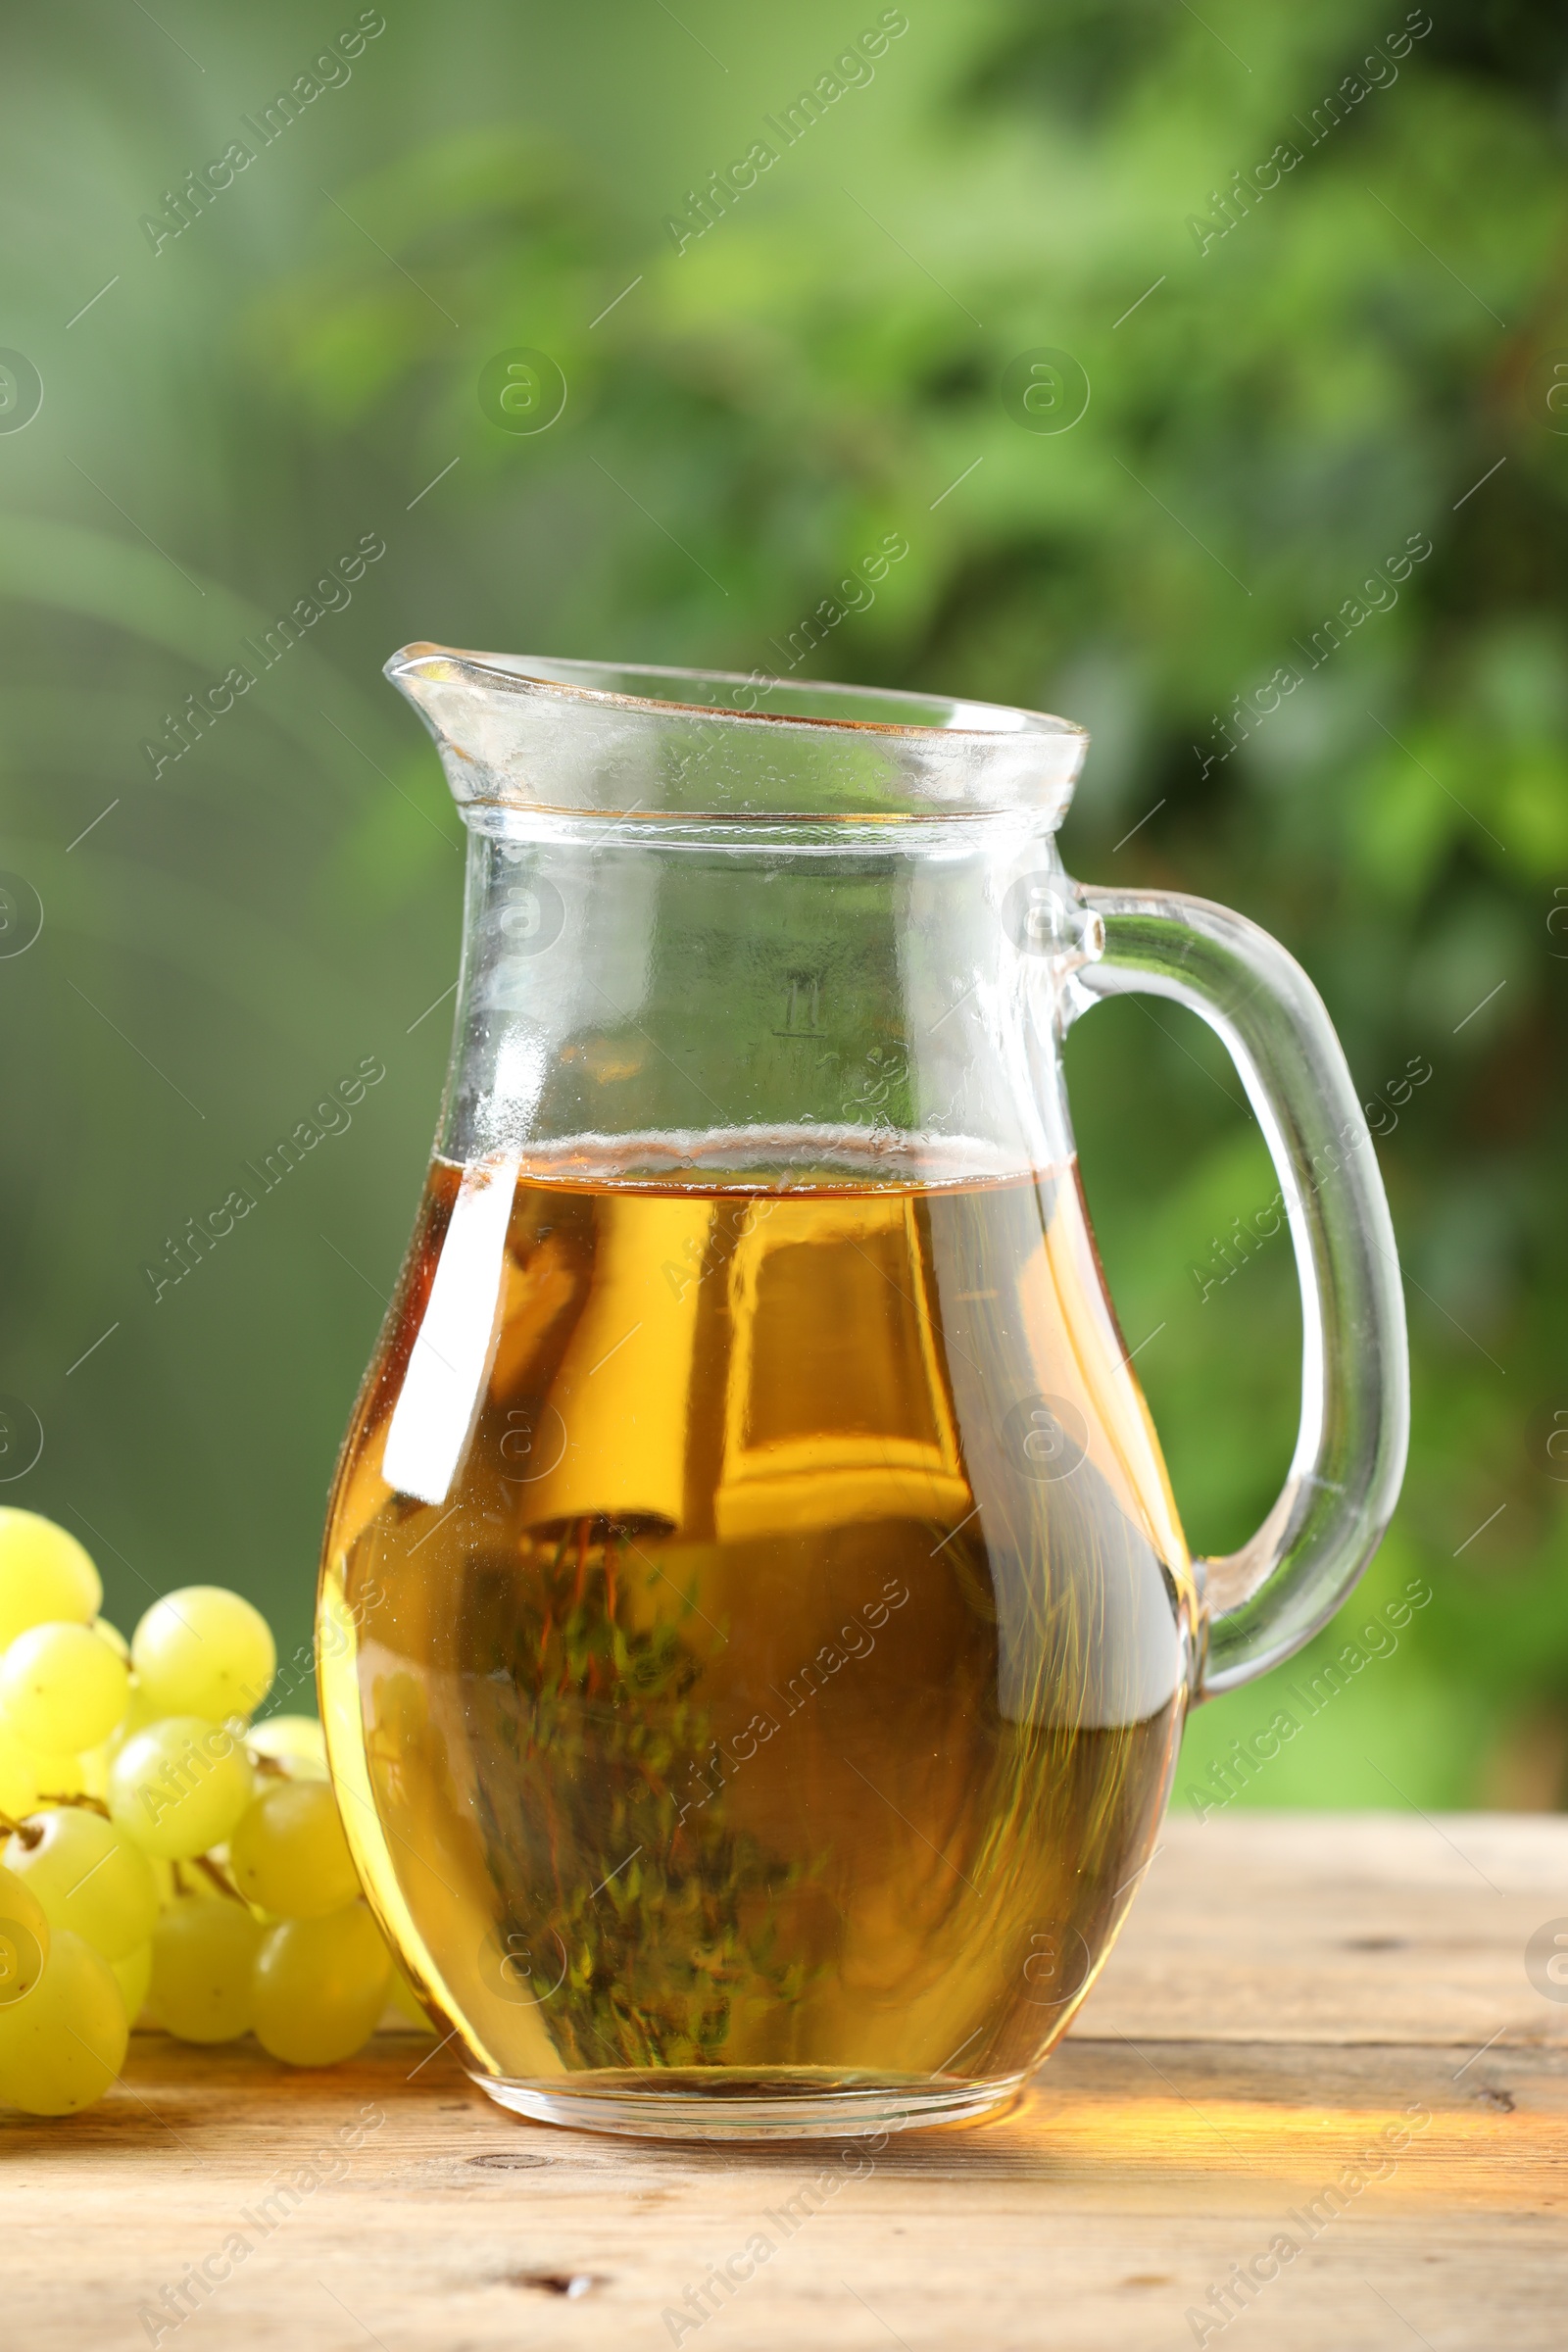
[{"x1": 433, "y1": 814, "x2": 1096, "y2": 1189}]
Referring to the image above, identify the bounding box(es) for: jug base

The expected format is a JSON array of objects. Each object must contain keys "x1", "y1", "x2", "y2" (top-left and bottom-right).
[{"x1": 471, "y1": 2066, "x2": 1029, "y2": 2142}]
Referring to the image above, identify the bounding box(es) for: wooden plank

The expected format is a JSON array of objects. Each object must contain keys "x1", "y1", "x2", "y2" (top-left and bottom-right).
[
  {"x1": 1089, "y1": 1809, "x2": 1568, "y2": 2046},
  {"x1": 6, "y1": 2037, "x2": 1566, "y2": 2350},
  {"x1": 3, "y1": 1815, "x2": 1566, "y2": 2351}
]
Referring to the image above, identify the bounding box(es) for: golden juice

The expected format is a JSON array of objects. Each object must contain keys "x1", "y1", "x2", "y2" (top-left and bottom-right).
[{"x1": 318, "y1": 1135, "x2": 1194, "y2": 2115}]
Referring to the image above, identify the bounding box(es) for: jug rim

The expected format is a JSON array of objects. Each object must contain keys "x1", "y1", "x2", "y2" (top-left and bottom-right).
[
  {"x1": 388, "y1": 644, "x2": 1089, "y2": 748},
  {"x1": 388, "y1": 643, "x2": 1090, "y2": 821}
]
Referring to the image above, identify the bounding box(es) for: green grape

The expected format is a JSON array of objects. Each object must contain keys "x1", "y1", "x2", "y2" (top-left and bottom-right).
[
  {"x1": 246, "y1": 1715, "x2": 327, "y2": 1780},
  {"x1": 0, "y1": 1859, "x2": 49, "y2": 2007},
  {"x1": 107, "y1": 1717, "x2": 253, "y2": 1860},
  {"x1": 112, "y1": 1939, "x2": 152, "y2": 2023},
  {"x1": 105, "y1": 1679, "x2": 162, "y2": 1760},
  {"x1": 131, "y1": 1588, "x2": 275, "y2": 1725},
  {"x1": 148, "y1": 1901, "x2": 264, "y2": 2042},
  {"x1": 252, "y1": 1902, "x2": 391, "y2": 2066},
  {"x1": 229, "y1": 1781, "x2": 361, "y2": 1920},
  {"x1": 0, "y1": 1621, "x2": 130, "y2": 1752},
  {"x1": 0, "y1": 1928, "x2": 126, "y2": 2115},
  {"x1": 0, "y1": 1511, "x2": 101, "y2": 1651},
  {"x1": 0, "y1": 1714, "x2": 39, "y2": 1816},
  {"x1": 3, "y1": 1807, "x2": 160, "y2": 1961},
  {"x1": 24, "y1": 1745, "x2": 87, "y2": 1799},
  {"x1": 94, "y1": 1619, "x2": 130, "y2": 1662}
]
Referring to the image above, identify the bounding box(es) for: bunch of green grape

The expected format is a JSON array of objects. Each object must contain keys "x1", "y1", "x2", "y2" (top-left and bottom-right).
[{"x1": 0, "y1": 1507, "x2": 427, "y2": 2117}]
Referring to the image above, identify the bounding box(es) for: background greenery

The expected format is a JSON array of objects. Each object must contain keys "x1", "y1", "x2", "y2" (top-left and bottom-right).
[{"x1": 2, "y1": 1, "x2": 1563, "y2": 1810}]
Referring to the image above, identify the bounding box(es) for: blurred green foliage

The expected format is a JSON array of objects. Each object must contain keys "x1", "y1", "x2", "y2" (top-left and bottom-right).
[{"x1": 1, "y1": 1, "x2": 1564, "y2": 1810}]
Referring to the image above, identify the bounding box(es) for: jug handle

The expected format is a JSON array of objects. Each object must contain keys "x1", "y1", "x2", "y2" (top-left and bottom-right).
[{"x1": 1062, "y1": 884, "x2": 1410, "y2": 1697}]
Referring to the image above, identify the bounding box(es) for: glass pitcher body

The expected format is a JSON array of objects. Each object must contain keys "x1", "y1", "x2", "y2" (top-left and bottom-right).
[{"x1": 319, "y1": 651, "x2": 1406, "y2": 2139}]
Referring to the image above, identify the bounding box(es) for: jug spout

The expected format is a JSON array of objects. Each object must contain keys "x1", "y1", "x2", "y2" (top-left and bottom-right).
[{"x1": 385, "y1": 642, "x2": 1088, "y2": 823}]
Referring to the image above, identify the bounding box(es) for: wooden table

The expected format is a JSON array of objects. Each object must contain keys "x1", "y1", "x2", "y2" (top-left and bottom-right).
[{"x1": 5, "y1": 1814, "x2": 1566, "y2": 2350}]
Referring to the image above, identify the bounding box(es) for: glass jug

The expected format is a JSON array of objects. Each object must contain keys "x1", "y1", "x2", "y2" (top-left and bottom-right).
[{"x1": 318, "y1": 648, "x2": 1407, "y2": 2141}]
